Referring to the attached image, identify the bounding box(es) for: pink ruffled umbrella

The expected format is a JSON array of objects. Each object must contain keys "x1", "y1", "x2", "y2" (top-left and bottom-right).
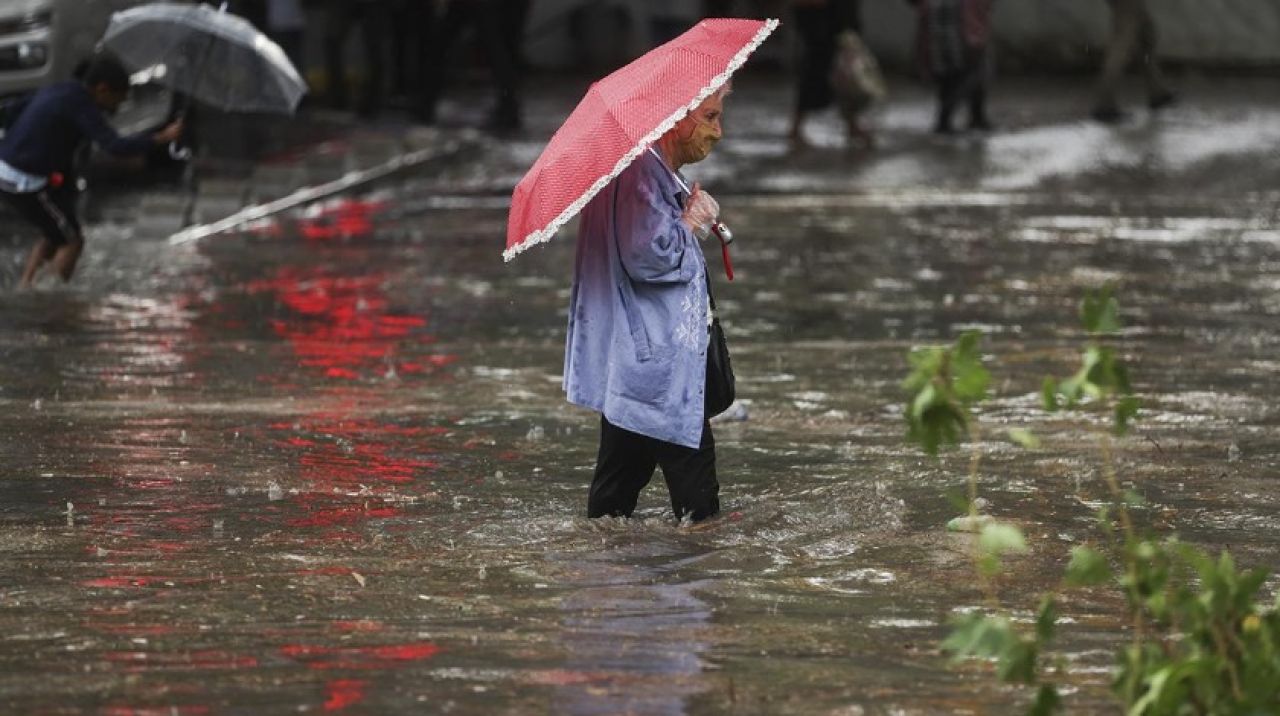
[{"x1": 504, "y1": 17, "x2": 779, "y2": 261}]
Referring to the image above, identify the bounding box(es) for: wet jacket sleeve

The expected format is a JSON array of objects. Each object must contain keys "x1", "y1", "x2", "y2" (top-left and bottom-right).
[
  {"x1": 72, "y1": 93, "x2": 153, "y2": 156},
  {"x1": 614, "y1": 166, "x2": 701, "y2": 284}
]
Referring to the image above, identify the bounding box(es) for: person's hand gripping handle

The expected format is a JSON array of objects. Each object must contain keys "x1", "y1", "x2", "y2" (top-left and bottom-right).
[
  {"x1": 682, "y1": 182, "x2": 721, "y2": 241},
  {"x1": 151, "y1": 116, "x2": 190, "y2": 161},
  {"x1": 683, "y1": 182, "x2": 735, "y2": 280}
]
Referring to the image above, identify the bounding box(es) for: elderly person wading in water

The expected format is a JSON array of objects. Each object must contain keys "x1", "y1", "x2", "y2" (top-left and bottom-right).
[{"x1": 563, "y1": 87, "x2": 734, "y2": 523}]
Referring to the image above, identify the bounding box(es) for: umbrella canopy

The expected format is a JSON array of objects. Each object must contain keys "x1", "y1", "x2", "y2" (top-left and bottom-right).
[
  {"x1": 102, "y1": 2, "x2": 306, "y2": 114},
  {"x1": 504, "y1": 17, "x2": 778, "y2": 261}
]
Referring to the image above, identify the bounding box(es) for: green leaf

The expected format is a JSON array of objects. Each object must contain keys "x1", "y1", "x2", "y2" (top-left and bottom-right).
[
  {"x1": 1008, "y1": 427, "x2": 1041, "y2": 449},
  {"x1": 1114, "y1": 396, "x2": 1140, "y2": 435},
  {"x1": 941, "y1": 612, "x2": 1018, "y2": 661},
  {"x1": 1065, "y1": 546, "x2": 1112, "y2": 587},
  {"x1": 950, "y1": 331, "x2": 990, "y2": 403},
  {"x1": 1028, "y1": 684, "x2": 1062, "y2": 716},
  {"x1": 1081, "y1": 284, "x2": 1122, "y2": 335},
  {"x1": 979, "y1": 522, "x2": 1028, "y2": 559},
  {"x1": 903, "y1": 346, "x2": 945, "y2": 393},
  {"x1": 1041, "y1": 376, "x2": 1060, "y2": 412},
  {"x1": 903, "y1": 333, "x2": 991, "y2": 456},
  {"x1": 997, "y1": 637, "x2": 1039, "y2": 684},
  {"x1": 1035, "y1": 595, "x2": 1058, "y2": 642}
]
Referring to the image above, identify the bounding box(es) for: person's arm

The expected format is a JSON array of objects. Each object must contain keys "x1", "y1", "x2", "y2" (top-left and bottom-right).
[
  {"x1": 615, "y1": 169, "x2": 702, "y2": 284},
  {"x1": 72, "y1": 94, "x2": 182, "y2": 156},
  {"x1": 0, "y1": 92, "x2": 33, "y2": 129}
]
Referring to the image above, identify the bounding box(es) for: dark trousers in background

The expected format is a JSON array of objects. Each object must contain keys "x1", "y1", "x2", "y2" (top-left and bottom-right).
[
  {"x1": 419, "y1": 0, "x2": 528, "y2": 129},
  {"x1": 1096, "y1": 0, "x2": 1171, "y2": 113},
  {"x1": 588, "y1": 416, "x2": 720, "y2": 522},
  {"x1": 323, "y1": 0, "x2": 392, "y2": 116},
  {"x1": 793, "y1": 0, "x2": 862, "y2": 115},
  {"x1": 934, "y1": 50, "x2": 991, "y2": 132}
]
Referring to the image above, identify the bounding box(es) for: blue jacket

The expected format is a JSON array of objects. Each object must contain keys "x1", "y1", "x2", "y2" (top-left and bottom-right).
[
  {"x1": 564, "y1": 150, "x2": 711, "y2": 448},
  {"x1": 0, "y1": 81, "x2": 152, "y2": 177}
]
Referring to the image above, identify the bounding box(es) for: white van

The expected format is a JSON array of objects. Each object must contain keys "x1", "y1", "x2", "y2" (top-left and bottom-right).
[{"x1": 0, "y1": 0, "x2": 184, "y2": 135}]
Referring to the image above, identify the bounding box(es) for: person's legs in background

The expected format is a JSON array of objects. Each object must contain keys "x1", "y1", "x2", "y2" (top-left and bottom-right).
[
  {"x1": 417, "y1": 0, "x2": 470, "y2": 125},
  {"x1": 322, "y1": 0, "x2": 355, "y2": 110},
  {"x1": 1135, "y1": 0, "x2": 1175, "y2": 110},
  {"x1": 480, "y1": 0, "x2": 526, "y2": 132},
  {"x1": 933, "y1": 70, "x2": 962, "y2": 133},
  {"x1": 1093, "y1": 0, "x2": 1141, "y2": 122},
  {"x1": 355, "y1": 1, "x2": 390, "y2": 117},
  {"x1": 964, "y1": 47, "x2": 993, "y2": 131},
  {"x1": 789, "y1": 2, "x2": 837, "y2": 147}
]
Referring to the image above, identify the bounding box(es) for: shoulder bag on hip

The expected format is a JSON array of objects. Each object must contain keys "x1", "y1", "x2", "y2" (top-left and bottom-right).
[{"x1": 705, "y1": 278, "x2": 735, "y2": 418}]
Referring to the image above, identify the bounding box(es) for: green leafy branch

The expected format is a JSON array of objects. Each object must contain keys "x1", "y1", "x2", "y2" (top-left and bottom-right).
[{"x1": 902, "y1": 287, "x2": 1280, "y2": 715}]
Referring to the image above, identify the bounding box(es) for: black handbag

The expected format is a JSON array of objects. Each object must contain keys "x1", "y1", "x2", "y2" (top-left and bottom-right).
[{"x1": 705, "y1": 281, "x2": 736, "y2": 418}]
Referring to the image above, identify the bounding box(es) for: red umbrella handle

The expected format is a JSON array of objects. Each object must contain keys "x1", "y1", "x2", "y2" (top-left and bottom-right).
[
  {"x1": 719, "y1": 237, "x2": 734, "y2": 281},
  {"x1": 712, "y1": 222, "x2": 734, "y2": 281}
]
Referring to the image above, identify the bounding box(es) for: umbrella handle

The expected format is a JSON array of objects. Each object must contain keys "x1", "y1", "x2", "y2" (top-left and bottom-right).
[{"x1": 713, "y1": 223, "x2": 734, "y2": 281}]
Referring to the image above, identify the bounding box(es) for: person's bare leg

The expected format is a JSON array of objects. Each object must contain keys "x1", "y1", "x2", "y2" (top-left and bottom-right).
[
  {"x1": 51, "y1": 240, "x2": 83, "y2": 282},
  {"x1": 19, "y1": 239, "x2": 55, "y2": 289}
]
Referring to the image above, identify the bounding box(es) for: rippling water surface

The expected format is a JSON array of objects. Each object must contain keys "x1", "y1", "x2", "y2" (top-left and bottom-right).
[{"x1": 2, "y1": 79, "x2": 1279, "y2": 713}]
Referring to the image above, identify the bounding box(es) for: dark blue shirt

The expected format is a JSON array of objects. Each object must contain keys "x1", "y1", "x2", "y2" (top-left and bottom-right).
[{"x1": 0, "y1": 81, "x2": 152, "y2": 176}]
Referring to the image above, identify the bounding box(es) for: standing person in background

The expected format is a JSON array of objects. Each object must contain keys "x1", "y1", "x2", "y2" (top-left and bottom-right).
[
  {"x1": 266, "y1": 0, "x2": 308, "y2": 74},
  {"x1": 1091, "y1": 0, "x2": 1176, "y2": 123},
  {"x1": 0, "y1": 57, "x2": 183, "y2": 288},
  {"x1": 788, "y1": 0, "x2": 868, "y2": 148},
  {"x1": 418, "y1": 0, "x2": 529, "y2": 133},
  {"x1": 911, "y1": 0, "x2": 995, "y2": 134},
  {"x1": 390, "y1": 0, "x2": 435, "y2": 106},
  {"x1": 323, "y1": 0, "x2": 391, "y2": 118}
]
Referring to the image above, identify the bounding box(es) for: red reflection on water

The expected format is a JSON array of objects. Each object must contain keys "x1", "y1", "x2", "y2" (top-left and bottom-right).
[
  {"x1": 244, "y1": 197, "x2": 390, "y2": 242},
  {"x1": 244, "y1": 269, "x2": 456, "y2": 383},
  {"x1": 324, "y1": 679, "x2": 368, "y2": 711},
  {"x1": 280, "y1": 641, "x2": 441, "y2": 670},
  {"x1": 298, "y1": 198, "x2": 388, "y2": 241}
]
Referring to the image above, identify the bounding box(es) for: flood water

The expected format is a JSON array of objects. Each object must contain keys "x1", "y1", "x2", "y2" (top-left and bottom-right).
[{"x1": 1, "y1": 76, "x2": 1279, "y2": 714}]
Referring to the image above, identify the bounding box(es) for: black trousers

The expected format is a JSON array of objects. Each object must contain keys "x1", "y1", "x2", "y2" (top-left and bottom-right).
[
  {"x1": 793, "y1": 0, "x2": 862, "y2": 114},
  {"x1": 2, "y1": 186, "x2": 81, "y2": 248},
  {"x1": 588, "y1": 416, "x2": 720, "y2": 522}
]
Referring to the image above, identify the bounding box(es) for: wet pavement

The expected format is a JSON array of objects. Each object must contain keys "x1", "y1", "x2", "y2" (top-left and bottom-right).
[{"x1": 2, "y1": 72, "x2": 1280, "y2": 714}]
